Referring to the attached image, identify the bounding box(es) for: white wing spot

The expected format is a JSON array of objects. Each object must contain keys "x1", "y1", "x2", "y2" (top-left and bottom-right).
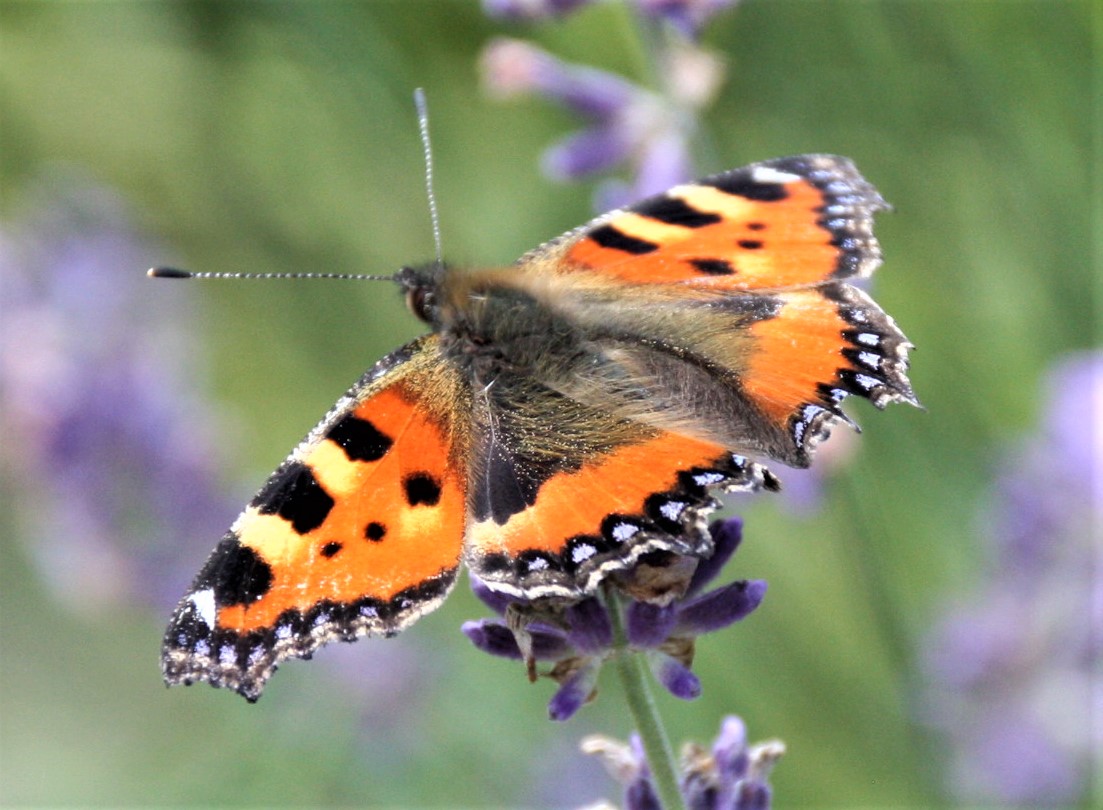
[
  {"x1": 752, "y1": 166, "x2": 801, "y2": 184},
  {"x1": 571, "y1": 543, "x2": 597, "y2": 563},
  {"x1": 858, "y1": 351, "x2": 881, "y2": 369},
  {"x1": 612, "y1": 522, "x2": 640, "y2": 542},
  {"x1": 793, "y1": 420, "x2": 806, "y2": 446},
  {"x1": 694, "y1": 471, "x2": 726, "y2": 486},
  {"x1": 854, "y1": 373, "x2": 880, "y2": 391},
  {"x1": 856, "y1": 332, "x2": 880, "y2": 347},
  {"x1": 218, "y1": 645, "x2": 236, "y2": 665},
  {"x1": 188, "y1": 588, "x2": 217, "y2": 630},
  {"x1": 660, "y1": 500, "x2": 687, "y2": 522}
]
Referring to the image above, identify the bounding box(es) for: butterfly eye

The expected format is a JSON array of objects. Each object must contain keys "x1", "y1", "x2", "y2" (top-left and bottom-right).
[{"x1": 406, "y1": 286, "x2": 434, "y2": 323}]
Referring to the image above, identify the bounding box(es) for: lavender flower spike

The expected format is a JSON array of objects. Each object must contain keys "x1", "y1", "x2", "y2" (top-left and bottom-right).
[
  {"x1": 921, "y1": 351, "x2": 1102, "y2": 805},
  {"x1": 0, "y1": 172, "x2": 238, "y2": 616},
  {"x1": 463, "y1": 518, "x2": 766, "y2": 721},
  {"x1": 583, "y1": 715, "x2": 784, "y2": 809},
  {"x1": 480, "y1": 36, "x2": 726, "y2": 206}
]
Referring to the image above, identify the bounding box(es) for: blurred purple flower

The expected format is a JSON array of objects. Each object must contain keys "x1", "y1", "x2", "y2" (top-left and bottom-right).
[
  {"x1": 480, "y1": 36, "x2": 725, "y2": 208},
  {"x1": 484, "y1": 0, "x2": 738, "y2": 38},
  {"x1": 638, "y1": 0, "x2": 740, "y2": 39},
  {"x1": 582, "y1": 714, "x2": 784, "y2": 809},
  {"x1": 482, "y1": 0, "x2": 592, "y2": 21},
  {"x1": 921, "y1": 351, "x2": 1101, "y2": 805},
  {"x1": 462, "y1": 518, "x2": 766, "y2": 720},
  {"x1": 0, "y1": 170, "x2": 239, "y2": 614}
]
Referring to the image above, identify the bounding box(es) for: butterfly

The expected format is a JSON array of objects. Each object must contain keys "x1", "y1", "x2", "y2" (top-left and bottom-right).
[{"x1": 161, "y1": 154, "x2": 916, "y2": 701}]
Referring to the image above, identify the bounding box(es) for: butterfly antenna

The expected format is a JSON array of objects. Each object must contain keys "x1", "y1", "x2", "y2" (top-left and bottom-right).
[
  {"x1": 148, "y1": 267, "x2": 397, "y2": 281},
  {"x1": 414, "y1": 88, "x2": 444, "y2": 269}
]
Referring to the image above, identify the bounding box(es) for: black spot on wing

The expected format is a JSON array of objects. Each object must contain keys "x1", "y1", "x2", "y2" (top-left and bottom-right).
[
  {"x1": 253, "y1": 462, "x2": 334, "y2": 535},
  {"x1": 588, "y1": 224, "x2": 659, "y2": 255},
  {"x1": 703, "y1": 172, "x2": 789, "y2": 202},
  {"x1": 472, "y1": 445, "x2": 538, "y2": 525},
  {"x1": 404, "y1": 473, "x2": 441, "y2": 506},
  {"x1": 689, "y1": 258, "x2": 735, "y2": 276},
  {"x1": 737, "y1": 239, "x2": 763, "y2": 250},
  {"x1": 365, "y1": 521, "x2": 386, "y2": 541},
  {"x1": 320, "y1": 542, "x2": 342, "y2": 558},
  {"x1": 325, "y1": 414, "x2": 392, "y2": 462},
  {"x1": 634, "y1": 196, "x2": 721, "y2": 228},
  {"x1": 194, "y1": 533, "x2": 274, "y2": 607}
]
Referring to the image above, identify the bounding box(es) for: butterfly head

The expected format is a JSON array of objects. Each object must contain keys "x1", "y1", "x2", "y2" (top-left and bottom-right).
[{"x1": 396, "y1": 263, "x2": 447, "y2": 326}]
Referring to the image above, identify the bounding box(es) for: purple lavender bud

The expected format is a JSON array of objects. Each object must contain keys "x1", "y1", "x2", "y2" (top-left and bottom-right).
[
  {"x1": 461, "y1": 619, "x2": 524, "y2": 659},
  {"x1": 548, "y1": 659, "x2": 600, "y2": 721},
  {"x1": 676, "y1": 579, "x2": 767, "y2": 635},
  {"x1": 733, "y1": 781, "x2": 771, "y2": 810},
  {"x1": 649, "y1": 651, "x2": 701, "y2": 700},
  {"x1": 542, "y1": 126, "x2": 634, "y2": 180},
  {"x1": 625, "y1": 778, "x2": 663, "y2": 810},
  {"x1": 481, "y1": 38, "x2": 636, "y2": 118},
  {"x1": 712, "y1": 714, "x2": 750, "y2": 781},
  {"x1": 626, "y1": 600, "x2": 679, "y2": 647},
  {"x1": 565, "y1": 597, "x2": 614, "y2": 654},
  {"x1": 687, "y1": 518, "x2": 744, "y2": 596},
  {"x1": 528, "y1": 625, "x2": 576, "y2": 659},
  {"x1": 469, "y1": 575, "x2": 516, "y2": 615},
  {"x1": 462, "y1": 618, "x2": 573, "y2": 660},
  {"x1": 631, "y1": 128, "x2": 695, "y2": 197}
]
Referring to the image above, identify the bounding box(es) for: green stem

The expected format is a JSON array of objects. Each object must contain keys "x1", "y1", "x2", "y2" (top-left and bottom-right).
[{"x1": 606, "y1": 588, "x2": 686, "y2": 810}]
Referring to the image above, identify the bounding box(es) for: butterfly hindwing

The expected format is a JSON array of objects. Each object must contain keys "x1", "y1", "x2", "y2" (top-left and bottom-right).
[
  {"x1": 736, "y1": 283, "x2": 916, "y2": 462},
  {"x1": 162, "y1": 335, "x2": 470, "y2": 701},
  {"x1": 463, "y1": 370, "x2": 779, "y2": 599}
]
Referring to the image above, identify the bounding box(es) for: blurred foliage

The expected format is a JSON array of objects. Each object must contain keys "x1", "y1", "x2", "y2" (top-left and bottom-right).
[{"x1": 0, "y1": 1, "x2": 1094, "y2": 807}]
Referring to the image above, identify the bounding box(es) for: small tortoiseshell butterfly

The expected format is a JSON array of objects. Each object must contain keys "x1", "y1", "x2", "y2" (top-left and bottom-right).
[{"x1": 161, "y1": 155, "x2": 916, "y2": 701}]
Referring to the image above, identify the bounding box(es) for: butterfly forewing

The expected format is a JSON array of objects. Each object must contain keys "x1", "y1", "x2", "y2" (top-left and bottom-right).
[{"x1": 162, "y1": 336, "x2": 470, "y2": 701}]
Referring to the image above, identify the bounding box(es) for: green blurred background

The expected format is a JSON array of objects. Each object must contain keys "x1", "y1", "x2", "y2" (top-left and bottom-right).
[{"x1": 0, "y1": 1, "x2": 1095, "y2": 807}]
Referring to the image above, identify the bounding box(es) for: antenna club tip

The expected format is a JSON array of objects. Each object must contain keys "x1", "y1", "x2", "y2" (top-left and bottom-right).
[{"x1": 148, "y1": 267, "x2": 192, "y2": 279}]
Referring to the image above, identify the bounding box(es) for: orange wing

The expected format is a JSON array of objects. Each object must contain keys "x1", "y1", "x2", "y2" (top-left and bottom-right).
[
  {"x1": 462, "y1": 370, "x2": 779, "y2": 600},
  {"x1": 163, "y1": 335, "x2": 470, "y2": 701},
  {"x1": 513, "y1": 154, "x2": 915, "y2": 469},
  {"x1": 554, "y1": 155, "x2": 886, "y2": 290}
]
